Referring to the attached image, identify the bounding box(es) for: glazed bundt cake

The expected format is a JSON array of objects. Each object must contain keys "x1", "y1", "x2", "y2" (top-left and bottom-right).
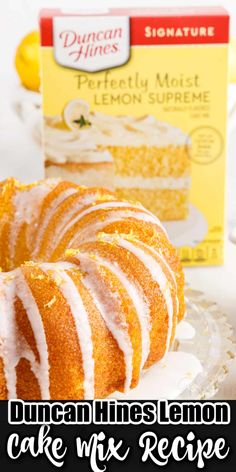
[{"x1": 0, "y1": 178, "x2": 185, "y2": 399}]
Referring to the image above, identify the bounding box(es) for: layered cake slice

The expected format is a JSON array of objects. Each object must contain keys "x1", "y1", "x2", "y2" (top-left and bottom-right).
[
  {"x1": 43, "y1": 100, "x2": 191, "y2": 220},
  {"x1": 98, "y1": 114, "x2": 191, "y2": 221},
  {"x1": 44, "y1": 115, "x2": 114, "y2": 189}
]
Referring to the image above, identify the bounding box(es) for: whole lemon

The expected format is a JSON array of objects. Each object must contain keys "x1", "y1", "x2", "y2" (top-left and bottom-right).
[{"x1": 15, "y1": 31, "x2": 40, "y2": 92}]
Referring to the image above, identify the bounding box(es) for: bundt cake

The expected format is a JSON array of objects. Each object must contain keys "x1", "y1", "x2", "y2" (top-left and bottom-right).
[{"x1": 0, "y1": 178, "x2": 185, "y2": 399}]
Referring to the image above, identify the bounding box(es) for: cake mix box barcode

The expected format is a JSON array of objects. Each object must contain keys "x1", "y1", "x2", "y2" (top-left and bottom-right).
[{"x1": 40, "y1": 7, "x2": 229, "y2": 266}]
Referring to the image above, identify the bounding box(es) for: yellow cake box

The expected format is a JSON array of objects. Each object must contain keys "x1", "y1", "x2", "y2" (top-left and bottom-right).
[{"x1": 40, "y1": 6, "x2": 229, "y2": 266}]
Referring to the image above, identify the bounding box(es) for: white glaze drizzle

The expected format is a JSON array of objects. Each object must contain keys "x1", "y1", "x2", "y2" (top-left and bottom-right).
[
  {"x1": 175, "y1": 321, "x2": 196, "y2": 341},
  {"x1": 9, "y1": 184, "x2": 52, "y2": 265},
  {"x1": 65, "y1": 201, "x2": 165, "y2": 236},
  {"x1": 69, "y1": 210, "x2": 165, "y2": 247},
  {"x1": 33, "y1": 186, "x2": 78, "y2": 256},
  {"x1": 131, "y1": 239, "x2": 179, "y2": 320},
  {"x1": 49, "y1": 201, "x2": 167, "y2": 257},
  {"x1": 40, "y1": 263, "x2": 94, "y2": 399},
  {"x1": 116, "y1": 237, "x2": 174, "y2": 355},
  {"x1": 15, "y1": 269, "x2": 50, "y2": 399},
  {"x1": 77, "y1": 253, "x2": 133, "y2": 392},
  {"x1": 0, "y1": 271, "x2": 52, "y2": 399},
  {"x1": 0, "y1": 275, "x2": 18, "y2": 398},
  {"x1": 37, "y1": 192, "x2": 98, "y2": 258},
  {"x1": 90, "y1": 253, "x2": 151, "y2": 369},
  {"x1": 112, "y1": 352, "x2": 202, "y2": 400}
]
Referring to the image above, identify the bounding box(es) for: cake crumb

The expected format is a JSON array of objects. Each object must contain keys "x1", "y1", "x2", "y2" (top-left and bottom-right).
[{"x1": 44, "y1": 295, "x2": 57, "y2": 308}]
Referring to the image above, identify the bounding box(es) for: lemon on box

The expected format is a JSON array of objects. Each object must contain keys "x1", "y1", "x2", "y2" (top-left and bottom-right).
[
  {"x1": 63, "y1": 99, "x2": 91, "y2": 130},
  {"x1": 15, "y1": 31, "x2": 40, "y2": 92}
]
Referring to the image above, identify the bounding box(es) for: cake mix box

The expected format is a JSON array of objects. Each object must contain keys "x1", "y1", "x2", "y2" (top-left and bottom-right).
[{"x1": 39, "y1": 7, "x2": 229, "y2": 266}]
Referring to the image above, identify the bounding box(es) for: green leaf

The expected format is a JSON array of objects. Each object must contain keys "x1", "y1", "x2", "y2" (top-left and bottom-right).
[{"x1": 73, "y1": 115, "x2": 91, "y2": 129}]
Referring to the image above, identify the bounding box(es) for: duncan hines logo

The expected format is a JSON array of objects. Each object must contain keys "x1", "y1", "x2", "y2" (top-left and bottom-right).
[{"x1": 53, "y1": 16, "x2": 130, "y2": 72}]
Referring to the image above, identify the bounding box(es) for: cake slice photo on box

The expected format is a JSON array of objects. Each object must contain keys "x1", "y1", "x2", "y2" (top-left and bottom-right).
[
  {"x1": 44, "y1": 99, "x2": 115, "y2": 190},
  {"x1": 44, "y1": 99, "x2": 191, "y2": 221}
]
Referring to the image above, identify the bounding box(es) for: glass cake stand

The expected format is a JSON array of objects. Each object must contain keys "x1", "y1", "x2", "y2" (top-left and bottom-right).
[
  {"x1": 175, "y1": 287, "x2": 236, "y2": 399},
  {"x1": 113, "y1": 288, "x2": 235, "y2": 400}
]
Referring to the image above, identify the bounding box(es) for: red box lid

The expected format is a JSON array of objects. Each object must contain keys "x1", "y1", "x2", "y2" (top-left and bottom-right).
[{"x1": 40, "y1": 6, "x2": 229, "y2": 47}]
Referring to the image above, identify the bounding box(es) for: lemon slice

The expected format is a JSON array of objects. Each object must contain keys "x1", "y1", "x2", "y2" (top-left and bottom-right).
[{"x1": 63, "y1": 99, "x2": 91, "y2": 130}]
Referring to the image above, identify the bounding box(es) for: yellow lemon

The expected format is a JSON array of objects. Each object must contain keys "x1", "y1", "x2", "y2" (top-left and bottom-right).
[
  {"x1": 229, "y1": 37, "x2": 236, "y2": 84},
  {"x1": 15, "y1": 31, "x2": 40, "y2": 92}
]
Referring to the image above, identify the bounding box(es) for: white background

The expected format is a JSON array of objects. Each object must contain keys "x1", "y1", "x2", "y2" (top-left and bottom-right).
[{"x1": 0, "y1": 0, "x2": 236, "y2": 398}]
